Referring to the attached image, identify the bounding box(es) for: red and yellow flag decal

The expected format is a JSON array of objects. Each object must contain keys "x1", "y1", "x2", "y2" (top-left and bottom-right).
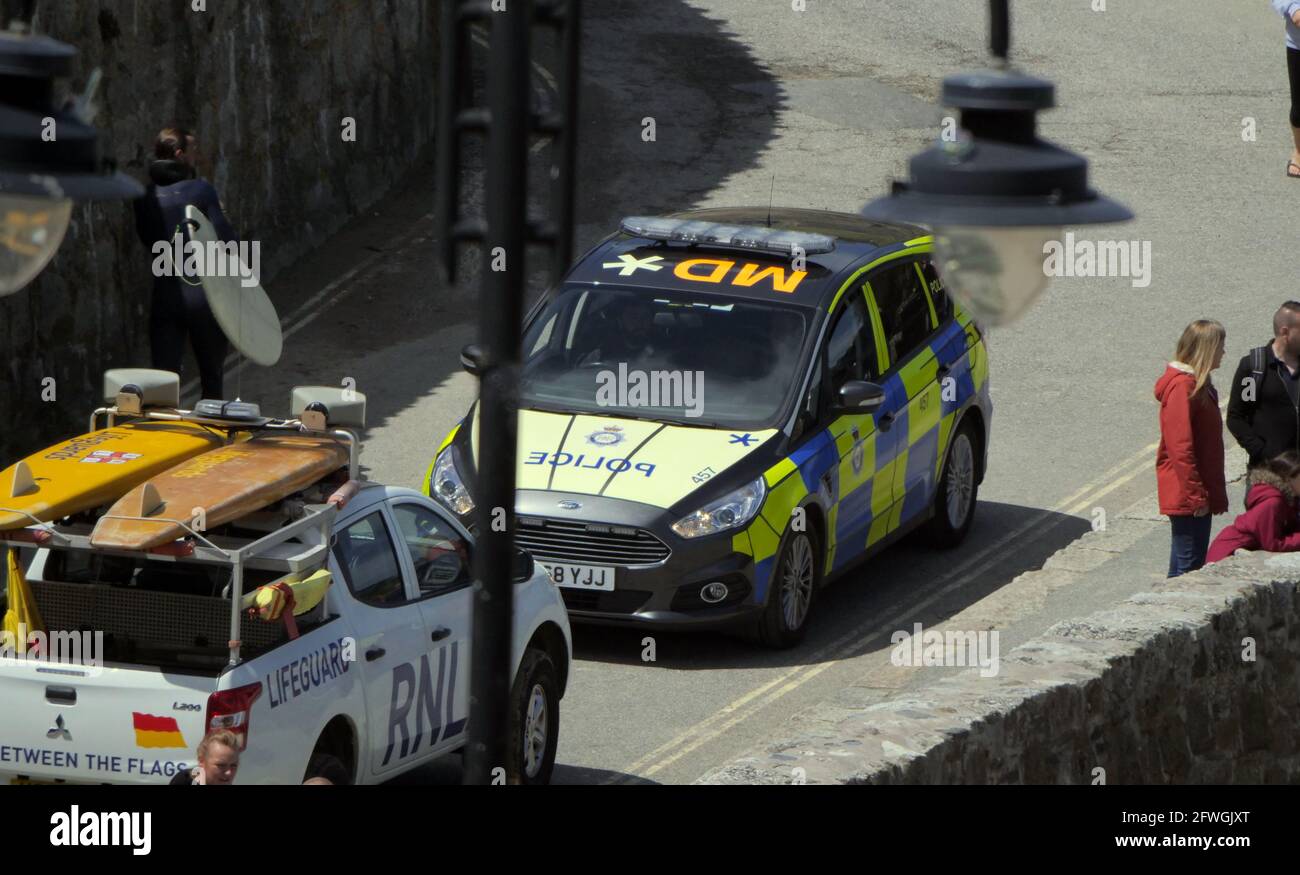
[{"x1": 133, "y1": 712, "x2": 187, "y2": 749}]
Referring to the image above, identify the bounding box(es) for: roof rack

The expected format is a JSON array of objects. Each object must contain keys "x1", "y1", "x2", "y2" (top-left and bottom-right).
[
  {"x1": 5, "y1": 501, "x2": 339, "y2": 667},
  {"x1": 88, "y1": 404, "x2": 361, "y2": 481}
]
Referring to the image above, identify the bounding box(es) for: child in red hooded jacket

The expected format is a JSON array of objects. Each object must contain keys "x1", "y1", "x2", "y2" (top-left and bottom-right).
[
  {"x1": 1155, "y1": 320, "x2": 1229, "y2": 576},
  {"x1": 1206, "y1": 451, "x2": 1300, "y2": 563}
]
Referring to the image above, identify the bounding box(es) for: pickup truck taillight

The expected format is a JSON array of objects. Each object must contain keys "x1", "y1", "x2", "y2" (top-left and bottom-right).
[{"x1": 206, "y1": 682, "x2": 263, "y2": 750}]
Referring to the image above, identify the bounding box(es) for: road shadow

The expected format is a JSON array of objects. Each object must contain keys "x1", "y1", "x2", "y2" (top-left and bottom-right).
[
  {"x1": 186, "y1": 0, "x2": 789, "y2": 485},
  {"x1": 571, "y1": 501, "x2": 1093, "y2": 671}
]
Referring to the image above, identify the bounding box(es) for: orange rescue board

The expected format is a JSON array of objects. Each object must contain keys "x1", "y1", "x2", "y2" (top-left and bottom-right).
[
  {"x1": 0, "y1": 421, "x2": 224, "y2": 531},
  {"x1": 90, "y1": 434, "x2": 348, "y2": 551}
]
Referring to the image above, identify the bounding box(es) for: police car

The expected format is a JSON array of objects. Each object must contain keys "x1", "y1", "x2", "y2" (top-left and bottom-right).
[{"x1": 426, "y1": 208, "x2": 991, "y2": 647}]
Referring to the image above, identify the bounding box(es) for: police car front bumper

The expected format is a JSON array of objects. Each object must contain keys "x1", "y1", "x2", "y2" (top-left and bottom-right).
[{"x1": 513, "y1": 490, "x2": 766, "y2": 630}]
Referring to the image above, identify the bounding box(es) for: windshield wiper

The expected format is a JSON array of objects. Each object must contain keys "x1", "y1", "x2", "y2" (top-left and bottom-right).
[{"x1": 617, "y1": 412, "x2": 727, "y2": 429}]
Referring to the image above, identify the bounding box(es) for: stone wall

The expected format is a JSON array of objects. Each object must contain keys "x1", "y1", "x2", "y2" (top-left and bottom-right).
[
  {"x1": 1, "y1": 0, "x2": 437, "y2": 461},
  {"x1": 702, "y1": 549, "x2": 1300, "y2": 784}
]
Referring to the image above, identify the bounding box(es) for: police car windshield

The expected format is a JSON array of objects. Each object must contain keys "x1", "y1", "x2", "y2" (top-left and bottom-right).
[{"x1": 520, "y1": 286, "x2": 810, "y2": 428}]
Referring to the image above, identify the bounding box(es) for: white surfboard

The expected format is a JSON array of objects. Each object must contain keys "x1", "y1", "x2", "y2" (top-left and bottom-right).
[{"x1": 185, "y1": 204, "x2": 283, "y2": 367}]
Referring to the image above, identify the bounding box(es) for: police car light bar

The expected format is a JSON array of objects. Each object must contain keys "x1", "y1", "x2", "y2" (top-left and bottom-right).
[{"x1": 620, "y1": 217, "x2": 835, "y2": 256}]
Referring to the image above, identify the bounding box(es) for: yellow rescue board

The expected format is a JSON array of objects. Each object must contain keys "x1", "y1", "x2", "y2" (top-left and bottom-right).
[
  {"x1": 0, "y1": 421, "x2": 225, "y2": 531},
  {"x1": 90, "y1": 434, "x2": 349, "y2": 551}
]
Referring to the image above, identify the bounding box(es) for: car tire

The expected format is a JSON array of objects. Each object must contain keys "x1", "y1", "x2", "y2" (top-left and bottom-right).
[
  {"x1": 925, "y1": 420, "x2": 979, "y2": 549},
  {"x1": 303, "y1": 752, "x2": 351, "y2": 785},
  {"x1": 506, "y1": 646, "x2": 560, "y2": 785},
  {"x1": 752, "y1": 523, "x2": 820, "y2": 649}
]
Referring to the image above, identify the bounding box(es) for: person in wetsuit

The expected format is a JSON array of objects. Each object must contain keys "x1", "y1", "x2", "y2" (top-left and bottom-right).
[{"x1": 133, "y1": 126, "x2": 238, "y2": 401}]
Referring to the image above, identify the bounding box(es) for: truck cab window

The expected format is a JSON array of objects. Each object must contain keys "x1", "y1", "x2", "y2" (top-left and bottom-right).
[
  {"x1": 391, "y1": 503, "x2": 472, "y2": 596},
  {"x1": 333, "y1": 512, "x2": 409, "y2": 607}
]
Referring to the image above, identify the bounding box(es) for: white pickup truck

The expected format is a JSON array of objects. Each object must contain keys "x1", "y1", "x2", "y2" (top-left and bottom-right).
[{"x1": 0, "y1": 477, "x2": 572, "y2": 786}]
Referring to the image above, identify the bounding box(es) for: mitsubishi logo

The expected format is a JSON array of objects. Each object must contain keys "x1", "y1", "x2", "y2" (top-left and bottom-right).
[{"x1": 47, "y1": 714, "x2": 71, "y2": 741}]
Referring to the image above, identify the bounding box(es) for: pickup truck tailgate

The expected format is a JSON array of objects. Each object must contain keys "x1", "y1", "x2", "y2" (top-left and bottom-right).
[{"x1": 0, "y1": 660, "x2": 212, "y2": 785}]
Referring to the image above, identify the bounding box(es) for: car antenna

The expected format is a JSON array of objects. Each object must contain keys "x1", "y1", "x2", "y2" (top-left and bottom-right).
[{"x1": 766, "y1": 175, "x2": 775, "y2": 227}]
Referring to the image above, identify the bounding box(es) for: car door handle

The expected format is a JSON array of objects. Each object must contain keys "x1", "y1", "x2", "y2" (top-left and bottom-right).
[
  {"x1": 430, "y1": 627, "x2": 451, "y2": 643},
  {"x1": 365, "y1": 647, "x2": 386, "y2": 662},
  {"x1": 936, "y1": 363, "x2": 951, "y2": 378},
  {"x1": 879, "y1": 412, "x2": 895, "y2": 429}
]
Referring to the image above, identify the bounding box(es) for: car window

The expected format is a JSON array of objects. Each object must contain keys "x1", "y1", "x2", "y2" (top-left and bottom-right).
[
  {"x1": 519, "y1": 285, "x2": 810, "y2": 429},
  {"x1": 918, "y1": 261, "x2": 952, "y2": 325},
  {"x1": 529, "y1": 312, "x2": 558, "y2": 356},
  {"x1": 390, "y1": 502, "x2": 472, "y2": 596},
  {"x1": 798, "y1": 351, "x2": 823, "y2": 429},
  {"x1": 825, "y1": 293, "x2": 868, "y2": 389},
  {"x1": 332, "y1": 512, "x2": 411, "y2": 607},
  {"x1": 871, "y1": 263, "x2": 934, "y2": 368}
]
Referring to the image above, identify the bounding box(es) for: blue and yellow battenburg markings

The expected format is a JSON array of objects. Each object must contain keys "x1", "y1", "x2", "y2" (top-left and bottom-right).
[
  {"x1": 732, "y1": 238, "x2": 989, "y2": 599},
  {"x1": 427, "y1": 236, "x2": 989, "y2": 606}
]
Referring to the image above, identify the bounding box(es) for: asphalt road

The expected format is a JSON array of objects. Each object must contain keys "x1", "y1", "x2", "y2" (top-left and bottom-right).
[{"x1": 183, "y1": 0, "x2": 1296, "y2": 784}]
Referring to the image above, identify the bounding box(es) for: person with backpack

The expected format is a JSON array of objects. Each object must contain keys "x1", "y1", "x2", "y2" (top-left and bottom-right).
[
  {"x1": 1226, "y1": 301, "x2": 1300, "y2": 470},
  {"x1": 1206, "y1": 451, "x2": 1300, "y2": 562},
  {"x1": 1155, "y1": 320, "x2": 1230, "y2": 577}
]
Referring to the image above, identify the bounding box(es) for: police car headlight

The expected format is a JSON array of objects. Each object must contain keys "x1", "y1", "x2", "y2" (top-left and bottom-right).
[
  {"x1": 672, "y1": 477, "x2": 766, "y2": 539},
  {"x1": 430, "y1": 446, "x2": 475, "y2": 516}
]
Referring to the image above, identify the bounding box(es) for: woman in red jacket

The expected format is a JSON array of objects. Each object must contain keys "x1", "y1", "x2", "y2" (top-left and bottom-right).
[
  {"x1": 1206, "y1": 451, "x2": 1300, "y2": 563},
  {"x1": 1155, "y1": 320, "x2": 1229, "y2": 576}
]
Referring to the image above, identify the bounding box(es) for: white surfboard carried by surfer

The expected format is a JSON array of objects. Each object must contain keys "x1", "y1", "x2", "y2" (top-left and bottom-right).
[{"x1": 184, "y1": 203, "x2": 283, "y2": 367}]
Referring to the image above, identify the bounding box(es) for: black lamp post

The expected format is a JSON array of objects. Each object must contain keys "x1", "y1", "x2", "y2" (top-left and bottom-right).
[
  {"x1": 0, "y1": 1, "x2": 142, "y2": 296},
  {"x1": 860, "y1": 0, "x2": 1132, "y2": 324}
]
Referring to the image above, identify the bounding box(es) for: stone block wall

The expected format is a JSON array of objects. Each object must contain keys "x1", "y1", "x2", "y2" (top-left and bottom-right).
[
  {"x1": 703, "y1": 551, "x2": 1300, "y2": 784},
  {"x1": 0, "y1": 0, "x2": 437, "y2": 460}
]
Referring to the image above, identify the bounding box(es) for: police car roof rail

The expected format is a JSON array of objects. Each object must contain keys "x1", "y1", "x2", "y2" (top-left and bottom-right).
[{"x1": 620, "y1": 216, "x2": 836, "y2": 256}]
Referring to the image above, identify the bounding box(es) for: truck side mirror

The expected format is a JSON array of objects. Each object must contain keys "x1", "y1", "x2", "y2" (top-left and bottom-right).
[{"x1": 511, "y1": 547, "x2": 535, "y2": 583}]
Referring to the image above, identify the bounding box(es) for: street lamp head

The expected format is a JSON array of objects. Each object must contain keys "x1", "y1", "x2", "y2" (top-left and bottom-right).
[
  {"x1": 861, "y1": 67, "x2": 1132, "y2": 325},
  {"x1": 0, "y1": 28, "x2": 143, "y2": 296}
]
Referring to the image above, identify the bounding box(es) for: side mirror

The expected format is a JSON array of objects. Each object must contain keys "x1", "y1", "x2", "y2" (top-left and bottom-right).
[
  {"x1": 460, "y1": 344, "x2": 485, "y2": 377},
  {"x1": 511, "y1": 547, "x2": 536, "y2": 583},
  {"x1": 832, "y1": 380, "x2": 885, "y2": 414}
]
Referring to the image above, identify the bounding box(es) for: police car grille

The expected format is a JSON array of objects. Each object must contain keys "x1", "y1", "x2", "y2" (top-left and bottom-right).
[
  {"x1": 515, "y1": 519, "x2": 670, "y2": 565},
  {"x1": 560, "y1": 589, "x2": 652, "y2": 614}
]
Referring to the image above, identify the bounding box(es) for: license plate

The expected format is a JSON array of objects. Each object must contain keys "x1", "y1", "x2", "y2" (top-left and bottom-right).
[{"x1": 541, "y1": 562, "x2": 615, "y2": 592}]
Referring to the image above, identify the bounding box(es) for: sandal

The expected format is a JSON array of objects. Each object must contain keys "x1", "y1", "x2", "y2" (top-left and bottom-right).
[{"x1": 1289, "y1": 160, "x2": 1300, "y2": 178}]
